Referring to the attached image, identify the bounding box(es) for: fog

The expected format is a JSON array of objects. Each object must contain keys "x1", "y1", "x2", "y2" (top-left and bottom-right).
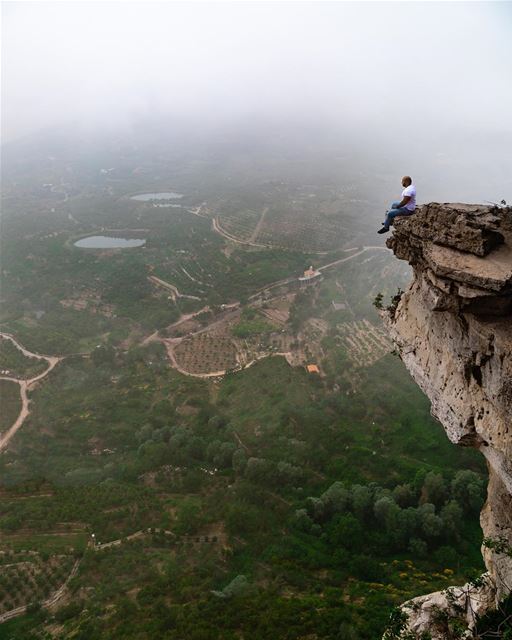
[{"x1": 2, "y1": 1, "x2": 512, "y2": 200}]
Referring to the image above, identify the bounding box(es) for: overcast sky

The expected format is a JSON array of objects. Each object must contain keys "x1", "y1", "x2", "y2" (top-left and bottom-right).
[{"x1": 2, "y1": 1, "x2": 512, "y2": 144}]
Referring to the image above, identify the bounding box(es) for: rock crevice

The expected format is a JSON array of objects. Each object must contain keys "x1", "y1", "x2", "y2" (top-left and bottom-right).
[{"x1": 383, "y1": 203, "x2": 512, "y2": 638}]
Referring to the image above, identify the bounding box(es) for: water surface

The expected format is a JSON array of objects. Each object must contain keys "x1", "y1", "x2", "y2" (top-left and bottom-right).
[
  {"x1": 74, "y1": 236, "x2": 146, "y2": 249},
  {"x1": 131, "y1": 192, "x2": 183, "y2": 201}
]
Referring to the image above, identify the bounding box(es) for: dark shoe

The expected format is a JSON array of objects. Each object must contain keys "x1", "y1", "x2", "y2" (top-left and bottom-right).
[{"x1": 377, "y1": 227, "x2": 389, "y2": 234}]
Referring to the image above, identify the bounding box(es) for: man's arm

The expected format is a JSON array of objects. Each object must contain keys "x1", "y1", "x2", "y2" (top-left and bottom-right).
[{"x1": 396, "y1": 195, "x2": 411, "y2": 208}]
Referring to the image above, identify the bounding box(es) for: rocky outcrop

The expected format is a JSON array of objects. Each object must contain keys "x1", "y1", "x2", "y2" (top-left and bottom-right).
[
  {"x1": 384, "y1": 203, "x2": 512, "y2": 638},
  {"x1": 396, "y1": 574, "x2": 496, "y2": 639}
]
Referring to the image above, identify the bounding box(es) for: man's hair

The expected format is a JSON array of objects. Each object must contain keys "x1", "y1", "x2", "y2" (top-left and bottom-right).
[{"x1": 402, "y1": 176, "x2": 412, "y2": 185}]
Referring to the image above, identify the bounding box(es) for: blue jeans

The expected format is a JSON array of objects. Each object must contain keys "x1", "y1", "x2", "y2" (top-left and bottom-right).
[{"x1": 384, "y1": 201, "x2": 414, "y2": 228}]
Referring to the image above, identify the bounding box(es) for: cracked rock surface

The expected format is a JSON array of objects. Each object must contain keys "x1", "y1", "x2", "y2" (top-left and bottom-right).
[{"x1": 383, "y1": 203, "x2": 512, "y2": 638}]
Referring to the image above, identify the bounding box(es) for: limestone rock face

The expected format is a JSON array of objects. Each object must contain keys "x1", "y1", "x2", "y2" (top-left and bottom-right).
[
  {"x1": 389, "y1": 202, "x2": 506, "y2": 257},
  {"x1": 383, "y1": 203, "x2": 512, "y2": 637},
  {"x1": 396, "y1": 574, "x2": 496, "y2": 640}
]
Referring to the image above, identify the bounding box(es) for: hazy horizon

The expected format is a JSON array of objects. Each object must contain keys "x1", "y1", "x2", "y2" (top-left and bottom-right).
[
  {"x1": 2, "y1": 1, "x2": 512, "y2": 203},
  {"x1": 3, "y1": 2, "x2": 512, "y2": 137}
]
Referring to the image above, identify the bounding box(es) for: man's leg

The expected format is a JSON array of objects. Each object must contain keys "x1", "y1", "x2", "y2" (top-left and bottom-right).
[
  {"x1": 384, "y1": 208, "x2": 401, "y2": 227},
  {"x1": 380, "y1": 201, "x2": 400, "y2": 225},
  {"x1": 378, "y1": 206, "x2": 411, "y2": 234}
]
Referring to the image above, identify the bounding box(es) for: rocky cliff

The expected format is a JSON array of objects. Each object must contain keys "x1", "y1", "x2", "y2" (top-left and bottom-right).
[{"x1": 383, "y1": 202, "x2": 512, "y2": 638}]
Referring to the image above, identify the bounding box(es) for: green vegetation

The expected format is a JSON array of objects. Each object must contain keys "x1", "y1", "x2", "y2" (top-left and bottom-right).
[
  {"x1": 0, "y1": 338, "x2": 47, "y2": 378},
  {"x1": 0, "y1": 551, "x2": 75, "y2": 616},
  {"x1": 0, "y1": 136, "x2": 487, "y2": 638},
  {"x1": 476, "y1": 591, "x2": 512, "y2": 638},
  {"x1": 0, "y1": 350, "x2": 486, "y2": 639},
  {"x1": 294, "y1": 470, "x2": 484, "y2": 570},
  {"x1": 0, "y1": 379, "x2": 21, "y2": 432},
  {"x1": 232, "y1": 309, "x2": 275, "y2": 338}
]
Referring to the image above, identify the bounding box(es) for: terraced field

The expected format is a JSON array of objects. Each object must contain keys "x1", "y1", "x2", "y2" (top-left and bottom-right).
[
  {"x1": 215, "y1": 203, "x2": 349, "y2": 252},
  {"x1": 0, "y1": 551, "x2": 75, "y2": 617},
  {"x1": 217, "y1": 208, "x2": 261, "y2": 242},
  {"x1": 255, "y1": 209, "x2": 346, "y2": 252},
  {"x1": 172, "y1": 335, "x2": 238, "y2": 374},
  {"x1": 336, "y1": 319, "x2": 391, "y2": 367}
]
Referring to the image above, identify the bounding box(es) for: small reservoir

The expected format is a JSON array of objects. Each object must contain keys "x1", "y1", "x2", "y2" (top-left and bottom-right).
[
  {"x1": 74, "y1": 236, "x2": 146, "y2": 249},
  {"x1": 131, "y1": 192, "x2": 183, "y2": 201}
]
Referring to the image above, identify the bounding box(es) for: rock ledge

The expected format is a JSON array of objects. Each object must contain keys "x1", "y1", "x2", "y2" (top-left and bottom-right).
[{"x1": 383, "y1": 203, "x2": 512, "y2": 638}]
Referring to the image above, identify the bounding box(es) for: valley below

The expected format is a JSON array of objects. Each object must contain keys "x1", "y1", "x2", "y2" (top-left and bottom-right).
[{"x1": 0, "y1": 135, "x2": 488, "y2": 640}]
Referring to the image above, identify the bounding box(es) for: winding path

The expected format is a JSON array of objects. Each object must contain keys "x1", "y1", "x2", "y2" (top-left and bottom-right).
[
  {"x1": 212, "y1": 216, "x2": 269, "y2": 249},
  {"x1": 148, "y1": 275, "x2": 201, "y2": 302},
  {"x1": 0, "y1": 333, "x2": 62, "y2": 453},
  {"x1": 318, "y1": 245, "x2": 389, "y2": 272}
]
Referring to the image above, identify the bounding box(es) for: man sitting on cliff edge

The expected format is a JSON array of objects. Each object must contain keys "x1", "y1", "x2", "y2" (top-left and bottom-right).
[{"x1": 377, "y1": 176, "x2": 416, "y2": 234}]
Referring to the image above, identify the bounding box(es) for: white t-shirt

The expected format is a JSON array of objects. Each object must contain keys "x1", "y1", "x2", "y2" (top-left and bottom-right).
[{"x1": 402, "y1": 184, "x2": 416, "y2": 211}]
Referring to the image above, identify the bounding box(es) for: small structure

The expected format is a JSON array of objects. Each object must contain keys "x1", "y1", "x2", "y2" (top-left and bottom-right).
[
  {"x1": 306, "y1": 364, "x2": 320, "y2": 374},
  {"x1": 332, "y1": 301, "x2": 346, "y2": 311},
  {"x1": 299, "y1": 265, "x2": 322, "y2": 288}
]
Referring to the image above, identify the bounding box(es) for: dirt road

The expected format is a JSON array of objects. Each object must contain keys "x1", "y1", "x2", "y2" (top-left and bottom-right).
[
  {"x1": 249, "y1": 207, "x2": 269, "y2": 243},
  {"x1": 0, "y1": 333, "x2": 62, "y2": 452},
  {"x1": 187, "y1": 204, "x2": 208, "y2": 219},
  {"x1": 212, "y1": 216, "x2": 269, "y2": 249},
  {"x1": 148, "y1": 275, "x2": 201, "y2": 302},
  {"x1": 318, "y1": 245, "x2": 389, "y2": 272}
]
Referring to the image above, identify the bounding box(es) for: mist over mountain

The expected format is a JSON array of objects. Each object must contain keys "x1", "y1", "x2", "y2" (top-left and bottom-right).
[
  {"x1": 2, "y1": 4, "x2": 511, "y2": 145},
  {"x1": 1, "y1": 3, "x2": 511, "y2": 639},
  {"x1": 4, "y1": 2, "x2": 511, "y2": 202}
]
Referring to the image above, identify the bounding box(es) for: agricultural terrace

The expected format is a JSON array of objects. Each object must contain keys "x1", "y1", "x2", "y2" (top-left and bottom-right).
[
  {"x1": 216, "y1": 208, "x2": 348, "y2": 253},
  {"x1": 232, "y1": 308, "x2": 276, "y2": 338},
  {"x1": 336, "y1": 319, "x2": 392, "y2": 367},
  {"x1": 171, "y1": 335, "x2": 238, "y2": 375},
  {"x1": 255, "y1": 208, "x2": 347, "y2": 252},
  {"x1": 257, "y1": 293, "x2": 294, "y2": 325},
  {"x1": 0, "y1": 551, "x2": 75, "y2": 617},
  {"x1": 215, "y1": 208, "x2": 262, "y2": 243},
  {"x1": 165, "y1": 305, "x2": 292, "y2": 376}
]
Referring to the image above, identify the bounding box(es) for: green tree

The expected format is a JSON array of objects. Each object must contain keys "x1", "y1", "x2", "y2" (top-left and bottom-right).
[
  {"x1": 451, "y1": 470, "x2": 484, "y2": 514},
  {"x1": 293, "y1": 508, "x2": 314, "y2": 533},
  {"x1": 418, "y1": 503, "x2": 443, "y2": 540},
  {"x1": 440, "y1": 500, "x2": 464, "y2": 539},
  {"x1": 327, "y1": 514, "x2": 365, "y2": 551},
  {"x1": 422, "y1": 472, "x2": 447, "y2": 507},
  {"x1": 232, "y1": 448, "x2": 247, "y2": 474},
  {"x1": 392, "y1": 483, "x2": 416, "y2": 508},
  {"x1": 245, "y1": 457, "x2": 271, "y2": 484},
  {"x1": 212, "y1": 574, "x2": 251, "y2": 598},
  {"x1": 351, "y1": 484, "x2": 373, "y2": 521},
  {"x1": 320, "y1": 481, "x2": 350, "y2": 516},
  {"x1": 374, "y1": 496, "x2": 401, "y2": 532}
]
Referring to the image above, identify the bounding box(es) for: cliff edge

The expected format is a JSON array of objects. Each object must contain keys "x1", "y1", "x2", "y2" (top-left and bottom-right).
[{"x1": 383, "y1": 202, "x2": 512, "y2": 638}]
